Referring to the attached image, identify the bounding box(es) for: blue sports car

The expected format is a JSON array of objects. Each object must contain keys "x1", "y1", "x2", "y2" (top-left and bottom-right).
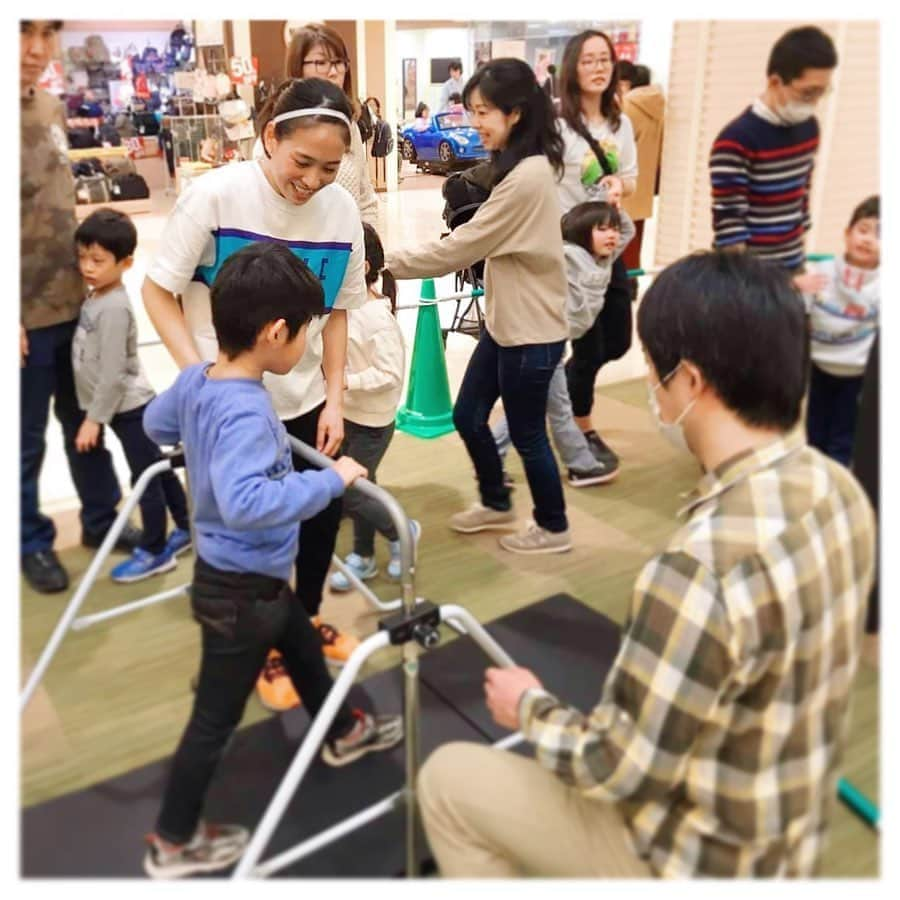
[{"x1": 399, "y1": 111, "x2": 488, "y2": 171}]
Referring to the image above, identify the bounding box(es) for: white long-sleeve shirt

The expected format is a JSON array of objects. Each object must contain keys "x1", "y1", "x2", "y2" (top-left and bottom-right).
[
  {"x1": 806, "y1": 255, "x2": 879, "y2": 377},
  {"x1": 343, "y1": 295, "x2": 406, "y2": 427}
]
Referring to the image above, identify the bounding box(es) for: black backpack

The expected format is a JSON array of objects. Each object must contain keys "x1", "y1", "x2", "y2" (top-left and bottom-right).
[
  {"x1": 357, "y1": 103, "x2": 374, "y2": 143},
  {"x1": 110, "y1": 173, "x2": 150, "y2": 201},
  {"x1": 371, "y1": 119, "x2": 394, "y2": 158}
]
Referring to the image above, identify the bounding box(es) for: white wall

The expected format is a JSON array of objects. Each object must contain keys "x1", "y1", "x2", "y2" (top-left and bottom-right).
[
  {"x1": 636, "y1": 17, "x2": 674, "y2": 89},
  {"x1": 395, "y1": 28, "x2": 471, "y2": 119}
]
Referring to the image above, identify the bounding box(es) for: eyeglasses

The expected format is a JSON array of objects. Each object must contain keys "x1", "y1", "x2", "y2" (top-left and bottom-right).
[
  {"x1": 302, "y1": 57, "x2": 349, "y2": 75},
  {"x1": 578, "y1": 55, "x2": 612, "y2": 70}
]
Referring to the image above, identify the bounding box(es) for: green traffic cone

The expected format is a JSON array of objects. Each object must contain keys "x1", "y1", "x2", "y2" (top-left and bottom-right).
[{"x1": 396, "y1": 278, "x2": 456, "y2": 439}]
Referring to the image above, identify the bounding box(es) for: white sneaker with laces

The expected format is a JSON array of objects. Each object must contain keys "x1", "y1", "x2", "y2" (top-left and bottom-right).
[
  {"x1": 498, "y1": 521, "x2": 572, "y2": 555},
  {"x1": 448, "y1": 503, "x2": 516, "y2": 534},
  {"x1": 143, "y1": 821, "x2": 249, "y2": 879}
]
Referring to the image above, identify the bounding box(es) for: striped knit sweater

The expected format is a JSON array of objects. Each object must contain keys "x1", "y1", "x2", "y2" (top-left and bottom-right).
[{"x1": 709, "y1": 104, "x2": 819, "y2": 269}]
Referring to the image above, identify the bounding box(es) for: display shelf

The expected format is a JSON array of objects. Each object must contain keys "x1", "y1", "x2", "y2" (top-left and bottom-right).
[{"x1": 74, "y1": 197, "x2": 153, "y2": 220}]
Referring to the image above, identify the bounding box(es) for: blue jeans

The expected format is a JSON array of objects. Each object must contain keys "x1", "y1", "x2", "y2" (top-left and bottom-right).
[
  {"x1": 20, "y1": 320, "x2": 122, "y2": 555},
  {"x1": 806, "y1": 362, "x2": 864, "y2": 467},
  {"x1": 453, "y1": 331, "x2": 568, "y2": 533},
  {"x1": 109, "y1": 404, "x2": 190, "y2": 555}
]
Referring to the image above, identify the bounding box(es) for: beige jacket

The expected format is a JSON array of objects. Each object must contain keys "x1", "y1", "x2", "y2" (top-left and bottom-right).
[
  {"x1": 337, "y1": 123, "x2": 378, "y2": 226},
  {"x1": 622, "y1": 85, "x2": 665, "y2": 221},
  {"x1": 343, "y1": 295, "x2": 406, "y2": 427},
  {"x1": 385, "y1": 155, "x2": 568, "y2": 347}
]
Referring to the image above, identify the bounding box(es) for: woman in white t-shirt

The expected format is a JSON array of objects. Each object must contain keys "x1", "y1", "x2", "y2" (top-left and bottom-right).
[
  {"x1": 142, "y1": 77, "x2": 367, "y2": 693},
  {"x1": 556, "y1": 29, "x2": 639, "y2": 481}
]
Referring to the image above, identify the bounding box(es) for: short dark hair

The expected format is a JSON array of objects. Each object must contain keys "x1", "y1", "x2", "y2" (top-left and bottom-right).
[
  {"x1": 449, "y1": 60, "x2": 462, "y2": 74},
  {"x1": 415, "y1": 101, "x2": 429, "y2": 118},
  {"x1": 637, "y1": 251, "x2": 808, "y2": 431},
  {"x1": 448, "y1": 92, "x2": 462, "y2": 104},
  {"x1": 21, "y1": 20, "x2": 63, "y2": 31},
  {"x1": 561, "y1": 201, "x2": 621, "y2": 254},
  {"x1": 363, "y1": 222, "x2": 396, "y2": 312},
  {"x1": 849, "y1": 195, "x2": 879, "y2": 228},
  {"x1": 74, "y1": 208, "x2": 137, "y2": 260},
  {"x1": 211, "y1": 242, "x2": 325, "y2": 360},
  {"x1": 632, "y1": 64, "x2": 651, "y2": 87},
  {"x1": 767, "y1": 26, "x2": 838, "y2": 83},
  {"x1": 615, "y1": 60, "x2": 637, "y2": 84}
]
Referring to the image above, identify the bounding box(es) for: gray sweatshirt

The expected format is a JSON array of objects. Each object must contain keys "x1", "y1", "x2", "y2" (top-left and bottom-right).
[
  {"x1": 563, "y1": 207, "x2": 635, "y2": 339},
  {"x1": 71, "y1": 284, "x2": 156, "y2": 423}
]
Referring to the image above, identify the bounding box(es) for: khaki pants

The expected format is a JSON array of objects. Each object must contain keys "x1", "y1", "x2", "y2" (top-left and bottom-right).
[{"x1": 418, "y1": 741, "x2": 654, "y2": 878}]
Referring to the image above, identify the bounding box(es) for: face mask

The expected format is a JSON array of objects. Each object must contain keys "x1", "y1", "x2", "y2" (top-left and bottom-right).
[
  {"x1": 647, "y1": 363, "x2": 697, "y2": 454},
  {"x1": 777, "y1": 99, "x2": 816, "y2": 125}
]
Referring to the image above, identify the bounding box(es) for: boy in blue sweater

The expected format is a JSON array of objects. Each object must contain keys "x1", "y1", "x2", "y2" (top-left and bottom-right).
[{"x1": 141, "y1": 242, "x2": 402, "y2": 879}]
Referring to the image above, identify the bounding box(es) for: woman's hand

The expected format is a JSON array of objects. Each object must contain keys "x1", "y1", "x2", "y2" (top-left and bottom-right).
[
  {"x1": 316, "y1": 401, "x2": 345, "y2": 457},
  {"x1": 599, "y1": 174, "x2": 623, "y2": 206}
]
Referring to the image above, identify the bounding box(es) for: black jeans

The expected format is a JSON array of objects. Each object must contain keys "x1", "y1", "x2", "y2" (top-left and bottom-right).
[
  {"x1": 806, "y1": 363, "x2": 864, "y2": 467},
  {"x1": 108, "y1": 404, "x2": 190, "y2": 555},
  {"x1": 20, "y1": 320, "x2": 122, "y2": 554},
  {"x1": 341, "y1": 420, "x2": 398, "y2": 557},
  {"x1": 281, "y1": 404, "x2": 343, "y2": 618},
  {"x1": 155, "y1": 557, "x2": 357, "y2": 843},
  {"x1": 565, "y1": 257, "x2": 632, "y2": 418},
  {"x1": 453, "y1": 330, "x2": 568, "y2": 533}
]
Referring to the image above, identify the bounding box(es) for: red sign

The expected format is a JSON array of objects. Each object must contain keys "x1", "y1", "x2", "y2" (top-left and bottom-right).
[{"x1": 229, "y1": 56, "x2": 259, "y2": 86}]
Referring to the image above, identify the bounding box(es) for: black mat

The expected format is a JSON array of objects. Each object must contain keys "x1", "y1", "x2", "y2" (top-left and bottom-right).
[
  {"x1": 420, "y1": 592, "x2": 622, "y2": 743},
  {"x1": 22, "y1": 593, "x2": 621, "y2": 878}
]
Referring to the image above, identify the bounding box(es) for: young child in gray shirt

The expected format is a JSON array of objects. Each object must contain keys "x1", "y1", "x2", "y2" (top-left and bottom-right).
[{"x1": 72, "y1": 208, "x2": 191, "y2": 583}]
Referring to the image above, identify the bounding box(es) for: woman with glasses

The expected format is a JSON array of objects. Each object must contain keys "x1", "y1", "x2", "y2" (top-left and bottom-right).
[
  {"x1": 554, "y1": 30, "x2": 640, "y2": 483},
  {"x1": 283, "y1": 23, "x2": 378, "y2": 226}
]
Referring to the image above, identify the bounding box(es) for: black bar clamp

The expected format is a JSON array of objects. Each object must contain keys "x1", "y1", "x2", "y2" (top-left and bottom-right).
[
  {"x1": 379, "y1": 601, "x2": 442, "y2": 649},
  {"x1": 162, "y1": 444, "x2": 186, "y2": 470}
]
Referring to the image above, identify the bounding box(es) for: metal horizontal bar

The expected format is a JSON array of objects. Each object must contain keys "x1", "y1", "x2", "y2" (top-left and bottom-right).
[{"x1": 71, "y1": 584, "x2": 189, "y2": 631}]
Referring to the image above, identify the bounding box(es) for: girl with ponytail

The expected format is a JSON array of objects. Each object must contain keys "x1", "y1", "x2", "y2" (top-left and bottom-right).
[{"x1": 330, "y1": 222, "x2": 415, "y2": 591}]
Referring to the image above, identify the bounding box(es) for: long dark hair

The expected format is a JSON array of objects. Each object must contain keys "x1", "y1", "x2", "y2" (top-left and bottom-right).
[
  {"x1": 559, "y1": 30, "x2": 622, "y2": 135},
  {"x1": 257, "y1": 78, "x2": 353, "y2": 157},
  {"x1": 462, "y1": 57, "x2": 564, "y2": 186},
  {"x1": 362, "y1": 223, "x2": 396, "y2": 313},
  {"x1": 285, "y1": 22, "x2": 359, "y2": 120}
]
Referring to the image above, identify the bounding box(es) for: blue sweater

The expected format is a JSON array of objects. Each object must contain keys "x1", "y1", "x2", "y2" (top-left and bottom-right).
[
  {"x1": 143, "y1": 363, "x2": 345, "y2": 581},
  {"x1": 709, "y1": 105, "x2": 819, "y2": 269}
]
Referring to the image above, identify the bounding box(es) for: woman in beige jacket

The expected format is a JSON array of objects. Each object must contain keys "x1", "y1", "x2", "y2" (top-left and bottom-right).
[{"x1": 386, "y1": 59, "x2": 572, "y2": 556}]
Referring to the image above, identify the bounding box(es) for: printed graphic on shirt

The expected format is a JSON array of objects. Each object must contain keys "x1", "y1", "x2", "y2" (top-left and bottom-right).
[
  {"x1": 580, "y1": 141, "x2": 619, "y2": 186},
  {"x1": 193, "y1": 227, "x2": 352, "y2": 310}
]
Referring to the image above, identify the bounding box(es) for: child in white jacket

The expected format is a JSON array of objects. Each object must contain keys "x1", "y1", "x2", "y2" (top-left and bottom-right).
[
  {"x1": 804, "y1": 195, "x2": 880, "y2": 466},
  {"x1": 330, "y1": 224, "x2": 420, "y2": 591},
  {"x1": 493, "y1": 200, "x2": 634, "y2": 486}
]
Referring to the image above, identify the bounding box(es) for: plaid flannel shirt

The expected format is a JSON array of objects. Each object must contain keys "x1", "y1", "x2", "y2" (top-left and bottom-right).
[{"x1": 519, "y1": 430, "x2": 875, "y2": 877}]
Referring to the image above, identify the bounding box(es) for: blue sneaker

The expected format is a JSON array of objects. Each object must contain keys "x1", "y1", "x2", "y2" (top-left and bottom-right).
[
  {"x1": 164, "y1": 527, "x2": 193, "y2": 558},
  {"x1": 387, "y1": 520, "x2": 422, "y2": 581},
  {"x1": 329, "y1": 553, "x2": 377, "y2": 593},
  {"x1": 110, "y1": 547, "x2": 177, "y2": 584}
]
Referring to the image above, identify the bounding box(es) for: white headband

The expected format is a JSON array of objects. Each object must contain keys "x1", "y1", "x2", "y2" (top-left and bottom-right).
[{"x1": 272, "y1": 107, "x2": 351, "y2": 128}]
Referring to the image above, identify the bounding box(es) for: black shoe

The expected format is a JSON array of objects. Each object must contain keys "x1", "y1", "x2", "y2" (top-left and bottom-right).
[
  {"x1": 583, "y1": 431, "x2": 620, "y2": 472},
  {"x1": 81, "y1": 522, "x2": 143, "y2": 553},
  {"x1": 567, "y1": 463, "x2": 618, "y2": 487},
  {"x1": 21, "y1": 550, "x2": 69, "y2": 593}
]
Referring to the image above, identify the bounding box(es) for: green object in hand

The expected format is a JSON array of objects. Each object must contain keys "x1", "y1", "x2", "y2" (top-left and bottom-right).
[{"x1": 581, "y1": 155, "x2": 603, "y2": 187}]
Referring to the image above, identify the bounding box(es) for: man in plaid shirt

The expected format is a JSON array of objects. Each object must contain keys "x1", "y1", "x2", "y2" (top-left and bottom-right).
[{"x1": 418, "y1": 251, "x2": 876, "y2": 878}]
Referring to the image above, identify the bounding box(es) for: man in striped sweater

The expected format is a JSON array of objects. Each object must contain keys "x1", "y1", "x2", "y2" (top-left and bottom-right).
[{"x1": 709, "y1": 26, "x2": 838, "y2": 288}]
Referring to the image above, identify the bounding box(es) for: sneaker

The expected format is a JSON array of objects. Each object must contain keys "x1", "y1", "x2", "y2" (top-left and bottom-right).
[
  {"x1": 321, "y1": 709, "x2": 404, "y2": 767},
  {"x1": 164, "y1": 527, "x2": 193, "y2": 558},
  {"x1": 567, "y1": 462, "x2": 618, "y2": 487},
  {"x1": 448, "y1": 503, "x2": 516, "y2": 534},
  {"x1": 313, "y1": 618, "x2": 360, "y2": 666},
  {"x1": 256, "y1": 650, "x2": 301, "y2": 711},
  {"x1": 329, "y1": 553, "x2": 377, "y2": 593},
  {"x1": 386, "y1": 519, "x2": 422, "y2": 581},
  {"x1": 498, "y1": 521, "x2": 572, "y2": 555},
  {"x1": 82, "y1": 521, "x2": 143, "y2": 553},
  {"x1": 583, "y1": 431, "x2": 620, "y2": 473},
  {"x1": 143, "y1": 822, "x2": 249, "y2": 878},
  {"x1": 21, "y1": 550, "x2": 69, "y2": 594},
  {"x1": 110, "y1": 547, "x2": 177, "y2": 583}
]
